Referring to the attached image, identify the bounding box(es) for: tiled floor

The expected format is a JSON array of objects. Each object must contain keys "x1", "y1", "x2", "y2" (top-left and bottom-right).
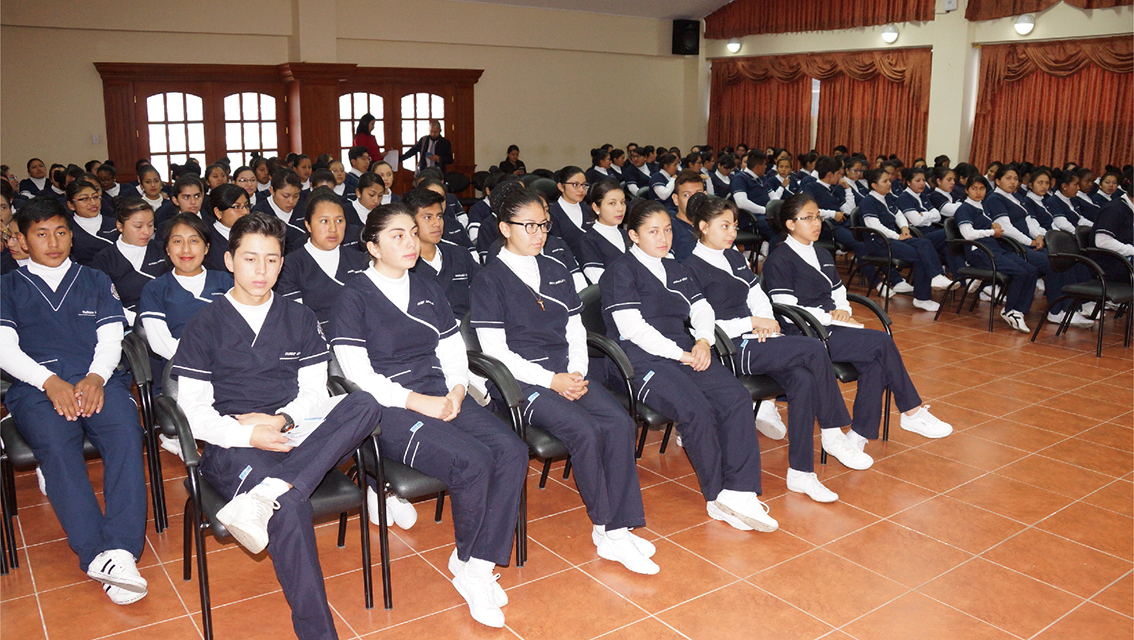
[{"x1": 1, "y1": 277, "x2": 1131, "y2": 639}]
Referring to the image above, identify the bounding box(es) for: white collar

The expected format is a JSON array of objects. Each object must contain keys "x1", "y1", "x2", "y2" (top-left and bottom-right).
[
  {"x1": 73, "y1": 213, "x2": 104, "y2": 235},
  {"x1": 497, "y1": 247, "x2": 541, "y2": 291},
  {"x1": 116, "y1": 238, "x2": 148, "y2": 270},
  {"x1": 266, "y1": 196, "x2": 292, "y2": 223},
  {"x1": 173, "y1": 270, "x2": 208, "y2": 298},
  {"x1": 1055, "y1": 192, "x2": 1075, "y2": 206},
  {"x1": 593, "y1": 166, "x2": 609, "y2": 175},
  {"x1": 964, "y1": 198, "x2": 984, "y2": 210},
  {"x1": 304, "y1": 240, "x2": 341, "y2": 280},
  {"x1": 903, "y1": 187, "x2": 922, "y2": 199},
  {"x1": 784, "y1": 234, "x2": 821, "y2": 272},
  {"x1": 629, "y1": 244, "x2": 666, "y2": 283},
  {"x1": 691, "y1": 242, "x2": 729, "y2": 271},
  {"x1": 1026, "y1": 191, "x2": 1046, "y2": 205},
  {"x1": 225, "y1": 291, "x2": 273, "y2": 336},
  {"x1": 592, "y1": 221, "x2": 625, "y2": 251},
  {"x1": 869, "y1": 190, "x2": 888, "y2": 204},
  {"x1": 27, "y1": 258, "x2": 73, "y2": 292},
  {"x1": 934, "y1": 187, "x2": 953, "y2": 199},
  {"x1": 141, "y1": 194, "x2": 164, "y2": 209},
  {"x1": 213, "y1": 221, "x2": 231, "y2": 240},
  {"x1": 333, "y1": 183, "x2": 345, "y2": 195},
  {"x1": 364, "y1": 265, "x2": 410, "y2": 312},
  {"x1": 348, "y1": 168, "x2": 363, "y2": 177},
  {"x1": 715, "y1": 169, "x2": 731, "y2": 182},
  {"x1": 743, "y1": 168, "x2": 760, "y2": 180},
  {"x1": 422, "y1": 244, "x2": 443, "y2": 271}
]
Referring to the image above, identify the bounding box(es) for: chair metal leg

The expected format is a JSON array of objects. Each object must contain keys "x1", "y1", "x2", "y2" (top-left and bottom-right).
[
  {"x1": 538, "y1": 460, "x2": 551, "y2": 488},
  {"x1": 634, "y1": 420, "x2": 649, "y2": 459},
  {"x1": 659, "y1": 422, "x2": 674, "y2": 454},
  {"x1": 562, "y1": 459, "x2": 572, "y2": 480},
  {"x1": 434, "y1": 492, "x2": 445, "y2": 522},
  {"x1": 336, "y1": 512, "x2": 348, "y2": 547},
  {"x1": 193, "y1": 511, "x2": 214, "y2": 640},
  {"x1": 1096, "y1": 305, "x2": 1106, "y2": 358},
  {"x1": 820, "y1": 448, "x2": 827, "y2": 464},
  {"x1": 882, "y1": 388, "x2": 893, "y2": 441},
  {"x1": 373, "y1": 441, "x2": 393, "y2": 610},
  {"x1": 183, "y1": 498, "x2": 193, "y2": 581},
  {"x1": 0, "y1": 462, "x2": 18, "y2": 570},
  {"x1": 515, "y1": 477, "x2": 527, "y2": 567}
]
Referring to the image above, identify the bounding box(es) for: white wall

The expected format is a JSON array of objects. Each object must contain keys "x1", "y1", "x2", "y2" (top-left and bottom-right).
[{"x1": 702, "y1": 0, "x2": 1133, "y2": 163}]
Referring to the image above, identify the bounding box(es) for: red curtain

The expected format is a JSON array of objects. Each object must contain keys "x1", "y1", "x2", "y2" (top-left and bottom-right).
[
  {"x1": 966, "y1": 0, "x2": 1131, "y2": 21},
  {"x1": 705, "y1": 0, "x2": 934, "y2": 39},
  {"x1": 814, "y1": 72, "x2": 930, "y2": 163},
  {"x1": 970, "y1": 38, "x2": 1133, "y2": 171},
  {"x1": 707, "y1": 69, "x2": 812, "y2": 155}
]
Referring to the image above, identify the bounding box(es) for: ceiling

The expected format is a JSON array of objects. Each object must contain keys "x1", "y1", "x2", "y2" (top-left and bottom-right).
[{"x1": 448, "y1": 0, "x2": 733, "y2": 20}]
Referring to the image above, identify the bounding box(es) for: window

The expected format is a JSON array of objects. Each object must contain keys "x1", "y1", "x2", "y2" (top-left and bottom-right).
[
  {"x1": 339, "y1": 92, "x2": 384, "y2": 164},
  {"x1": 225, "y1": 92, "x2": 279, "y2": 167},
  {"x1": 146, "y1": 92, "x2": 206, "y2": 180},
  {"x1": 400, "y1": 92, "x2": 444, "y2": 173}
]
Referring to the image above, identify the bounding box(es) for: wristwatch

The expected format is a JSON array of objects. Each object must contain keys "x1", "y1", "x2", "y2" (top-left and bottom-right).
[{"x1": 277, "y1": 412, "x2": 295, "y2": 433}]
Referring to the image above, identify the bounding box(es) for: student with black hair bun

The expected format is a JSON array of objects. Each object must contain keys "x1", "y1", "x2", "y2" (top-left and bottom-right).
[
  {"x1": 586, "y1": 149, "x2": 614, "y2": 186},
  {"x1": 579, "y1": 179, "x2": 629, "y2": 284},
  {"x1": 795, "y1": 152, "x2": 818, "y2": 183},
  {"x1": 1093, "y1": 169, "x2": 1124, "y2": 208},
  {"x1": 404, "y1": 186, "x2": 481, "y2": 320},
  {"x1": 203, "y1": 163, "x2": 229, "y2": 192},
  {"x1": 709, "y1": 153, "x2": 736, "y2": 199},
  {"x1": 927, "y1": 166, "x2": 958, "y2": 216},
  {"x1": 66, "y1": 179, "x2": 119, "y2": 266},
  {"x1": 648, "y1": 153, "x2": 680, "y2": 214},
  {"x1": 91, "y1": 198, "x2": 169, "y2": 324},
  {"x1": 201, "y1": 183, "x2": 252, "y2": 271},
  {"x1": 683, "y1": 194, "x2": 858, "y2": 499},
  {"x1": 1074, "y1": 167, "x2": 1102, "y2": 221},
  {"x1": 251, "y1": 170, "x2": 307, "y2": 254},
  {"x1": 599, "y1": 199, "x2": 779, "y2": 530},
  {"x1": 467, "y1": 172, "x2": 509, "y2": 244},
  {"x1": 609, "y1": 148, "x2": 626, "y2": 178},
  {"x1": 548, "y1": 165, "x2": 592, "y2": 258},
  {"x1": 1048, "y1": 168, "x2": 1090, "y2": 232}
]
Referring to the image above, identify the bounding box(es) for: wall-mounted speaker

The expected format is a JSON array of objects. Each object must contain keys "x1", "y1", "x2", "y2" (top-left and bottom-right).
[{"x1": 672, "y1": 19, "x2": 700, "y2": 56}]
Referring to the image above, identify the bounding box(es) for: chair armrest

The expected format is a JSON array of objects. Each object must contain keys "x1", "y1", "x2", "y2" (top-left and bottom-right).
[
  {"x1": 770, "y1": 303, "x2": 814, "y2": 336},
  {"x1": 712, "y1": 326, "x2": 736, "y2": 374},
  {"x1": 908, "y1": 226, "x2": 926, "y2": 239},
  {"x1": 949, "y1": 237, "x2": 999, "y2": 265},
  {"x1": 154, "y1": 395, "x2": 200, "y2": 467},
  {"x1": 121, "y1": 333, "x2": 152, "y2": 387},
  {"x1": 852, "y1": 225, "x2": 893, "y2": 247},
  {"x1": 1083, "y1": 247, "x2": 1134, "y2": 285},
  {"x1": 1049, "y1": 252, "x2": 1109, "y2": 282},
  {"x1": 846, "y1": 293, "x2": 893, "y2": 334},
  {"x1": 466, "y1": 351, "x2": 524, "y2": 409},
  {"x1": 327, "y1": 376, "x2": 383, "y2": 438},
  {"x1": 1000, "y1": 237, "x2": 1028, "y2": 257},
  {"x1": 586, "y1": 331, "x2": 634, "y2": 382},
  {"x1": 778, "y1": 304, "x2": 831, "y2": 342}
]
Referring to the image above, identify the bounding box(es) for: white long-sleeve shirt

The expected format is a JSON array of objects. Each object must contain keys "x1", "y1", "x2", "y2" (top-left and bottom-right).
[
  {"x1": 957, "y1": 199, "x2": 997, "y2": 241},
  {"x1": 652, "y1": 173, "x2": 676, "y2": 202},
  {"x1": 864, "y1": 191, "x2": 905, "y2": 240},
  {"x1": 733, "y1": 169, "x2": 767, "y2": 216},
  {"x1": 768, "y1": 235, "x2": 851, "y2": 326},
  {"x1": 991, "y1": 188, "x2": 1041, "y2": 244},
  {"x1": 610, "y1": 245, "x2": 715, "y2": 360},
  {"x1": 691, "y1": 242, "x2": 774, "y2": 339},
  {"x1": 900, "y1": 188, "x2": 941, "y2": 227},
  {"x1": 475, "y1": 249, "x2": 588, "y2": 387},
  {"x1": 1095, "y1": 195, "x2": 1134, "y2": 258},
  {"x1": 1052, "y1": 192, "x2": 1092, "y2": 230},
  {"x1": 141, "y1": 271, "x2": 211, "y2": 360}
]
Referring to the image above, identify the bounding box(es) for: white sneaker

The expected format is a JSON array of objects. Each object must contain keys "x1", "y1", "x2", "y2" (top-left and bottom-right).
[
  {"x1": 845, "y1": 429, "x2": 869, "y2": 453},
  {"x1": 713, "y1": 490, "x2": 778, "y2": 532},
  {"x1": 87, "y1": 549, "x2": 147, "y2": 594},
  {"x1": 786, "y1": 469, "x2": 838, "y2": 503},
  {"x1": 1067, "y1": 312, "x2": 1095, "y2": 328},
  {"x1": 930, "y1": 274, "x2": 953, "y2": 289},
  {"x1": 215, "y1": 492, "x2": 279, "y2": 554},
  {"x1": 707, "y1": 500, "x2": 753, "y2": 531},
  {"x1": 102, "y1": 582, "x2": 147, "y2": 605},
  {"x1": 891, "y1": 280, "x2": 915, "y2": 294},
  {"x1": 452, "y1": 561, "x2": 506, "y2": 628},
  {"x1": 596, "y1": 528, "x2": 660, "y2": 575},
  {"x1": 1036, "y1": 279, "x2": 1045, "y2": 293},
  {"x1": 912, "y1": 298, "x2": 941, "y2": 312},
  {"x1": 876, "y1": 283, "x2": 898, "y2": 299},
  {"x1": 388, "y1": 494, "x2": 417, "y2": 529},
  {"x1": 980, "y1": 286, "x2": 1002, "y2": 302},
  {"x1": 449, "y1": 549, "x2": 507, "y2": 606},
  {"x1": 755, "y1": 402, "x2": 787, "y2": 440},
  {"x1": 674, "y1": 434, "x2": 683, "y2": 448},
  {"x1": 1079, "y1": 301, "x2": 1097, "y2": 317},
  {"x1": 35, "y1": 466, "x2": 47, "y2": 496},
  {"x1": 1000, "y1": 309, "x2": 1031, "y2": 333},
  {"x1": 968, "y1": 280, "x2": 984, "y2": 293},
  {"x1": 592, "y1": 525, "x2": 655, "y2": 558},
  {"x1": 900, "y1": 405, "x2": 953, "y2": 439},
  {"x1": 158, "y1": 433, "x2": 182, "y2": 458},
  {"x1": 821, "y1": 430, "x2": 874, "y2": 470}
]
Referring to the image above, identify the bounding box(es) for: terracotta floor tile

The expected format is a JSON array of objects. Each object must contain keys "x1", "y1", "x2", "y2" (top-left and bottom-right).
[
  {"x1": 771, "y1": 493, "x2": 879, "y2": 545},
  {"x1": 1084, "y1": 480, "x2": 1134, "y2": 517},
  {"x1": 360, "y1": 604, "x2": 521, "y2": 639},
  {"x1": 667, "y1": 522, "x2": 815, "y2": 578},
  {"x1": 824, "y1": 520, "x2": 972, "y2": 589},
  {"x1": 38, "y1": 564, "x2": 187, "y2": 640},
  {"x1": 578, "y1": 538, "x2": 736, "y2": 613},
  {"x1": 918, "y1": 432, "x2": 1029, "y2": 472},
  {"x1": 919, "y1": 364, "x2": 1003, "y2": 387},
  {"x1": 417, "y1": 538, "x2": 573, "y2": 594},
  {"x1": 101, "y1": 615, "x2": 204, "y2": 639},
  {"x1": 947, "y1": 474, "x2": 1074, "y2": 524},
  {"x1": 326, "y1": 555, "x2": 465, "y2": 634},
  {"x1": 983, "y1": 528, "x2": 1132, "y2": 598},
  {"x1": 11, "y1": 502, "x2": 67, "y2": 547},
  {"x1": 1008, "y1": 368, "x2": 1092, "y2": 392},
  {"x1": 207, "y1": 590, "x2": 353, "y2": 639},
  {"x1": 964, "y1": 418, "x2": 1069, "y2": 452},
  {"x1": 1037, "y1": 502, "x2": 1134, "y2": 560},
  {"x1": 522, "y1": 471, "x2": 587, "y2": 521},
  {"x1": 902, "y1": 400, "x2": 997, "y2": 432},
  {"x1": 749, "y1": 549, "x2": 907, "y2": 627},
  {"x1": 995, "y1": 455, "x2": 1114, "y2": 499},
  {"x1": 938, "y1": 388, "x2": 1033, "y2": 418},
  {"x1": 906, "y1": 373, "x2": 968, "y2": 400},
  {"x1": 1, "y1": 595, "x2": 45, "y2": 639},
  {"x1": 1043, "y1": 394, "x2": 1132, "y2": 423},
  {"x1": 1091, "y1": 573, "x2": 1133, "y2": 618},
  {"x1": 890, "y1": 496, "x2": 1026, "y2": 554},
  {"x1": 640, "y1": 481, "x2": 716, "y2": 537},
  {"x1": 633, "y1": 445, "x2": 696, "y2": 480},
  {"x1": 979, "y1": 378, "x2": 1061, "y2": 404},
  {"x1": 167, "y1": 545, "x2": 282, "y2": 614},
  {"x1": 869, "y1": 449, "x2": 986, "y2": 493},
  {"x1": 1001, "y1": 404, "x2": 1102, "y2": 435},
  {"x1": 818, "y1": 470, "x2": 936, "y2": 518},
  {"x1": 383, "y1": 501, "x2": 457, "y2": 554},
  {"x1": 658, "y1": 581, "x2": 833, "y2": 640},
  {"x1": 526, "y1": 506, "x2": 604, "y2": 566},
  {"x1": 590, "y1": 616, "x2": 689, "y2": 639},
  {"x1": 1080, "y1": 423, "x2": 1134, "y2": 453},
  {"x1": 1036, "y1": 359, "x2": 1123, "y2": 382},
  {"x1": 1034, "y1": 602, "x2": 1134, "y2": 640},
  {"x1": 842, "y1": 591, "x2": 1016, "y2": 640},
  {"x1": 23, "y1": 539, "x2": 101, "y2": 592},
  {"x1": 1072, "y1": 382, "x2": 1134, "y2": 407},
  {"x1": 0, "y1": 547, "x2": 38, "y2": 602},
  {"x1": 499, "y1": 568, "x2": 648, "y2": 640},
  {"x1": 920, "y1": 558, "x2": 1082, "y2": 637},
  {"x1": 1039, "y1": 438, "x2": 1134, "y2": 477}
]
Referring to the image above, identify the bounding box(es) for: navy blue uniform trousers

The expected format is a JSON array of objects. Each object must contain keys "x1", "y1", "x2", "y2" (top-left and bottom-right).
[
  {"x1": 825, "y1": 327, "x2": 921, "y2": 439},
  {"x1": 374, "y1": 398, "x2": 527, "y2": 566},
  {"x1": 966, "y1": 246, "x2": 1038, "y2": 314},
  {"x1": 631, "y1": 357, "x2": 763, "y2": 499},
  {"x1": 199, "y1": 391, "x2": 380, "y2": 640},
  {"x1": 8, "y1": 373, "x2": 146, "y2": 570},
  {"x1": 916, "y1": 226, "x2": 966, "y2": 279},
  {"x1": 733, "y1": 335, "x2": 851, "y2": 472},
  {"x1": 519, "y1": 380, "x2": 645, "y2": 531},
  {"x1": 864, "y1": 236, "x2": 943, "y2": 300}
]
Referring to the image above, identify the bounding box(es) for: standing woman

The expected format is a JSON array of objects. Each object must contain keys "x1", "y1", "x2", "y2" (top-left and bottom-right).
[
  {"x1": 684, "y1": 194, "x2": 862, "y2": 501},
  {"x1": 275, "y1": 188, "x2": 369, "y2": 327},
  {"x1": 329, "y1": 203, "x2": 527, "y2": 628},
  {"x1": 91, "y1": 198, "x2": 169, "y2": 324},
  {"x1": 599, "y1": 200, "x2": 778, "y2": 530},
  {"x1": 763, "y1": 194, "x2": 953, "y2": 452},
  {"x1": 19, "y1": 158, "x2": 50, "y2": 199},
  {"x1": 352, "y1": 113, "x2": 382, "y2": 162},
  {"x1": 548, "y1": 165, "x2": 592, "y2": 259},
  {"x1": 578, "y1": 179, "x2": 629, "y2": 284},
  {"x1": 470, "y1": 187, "x2": 659, "y2": 576},
  {"x1": 499, "y1": 145, "x2": 526, "y2": 176},
  {"x1": 66, "y1": 179, "x2": 119, "y2": 266}
]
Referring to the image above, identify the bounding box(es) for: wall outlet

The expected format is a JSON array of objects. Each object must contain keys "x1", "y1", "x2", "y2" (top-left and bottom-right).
[
  {"x1": 92, "y1": 134, "x2": 100, "y2": 144},
  {"x1": 943, "y1": 0, "x2": 958, "y2": 12}
]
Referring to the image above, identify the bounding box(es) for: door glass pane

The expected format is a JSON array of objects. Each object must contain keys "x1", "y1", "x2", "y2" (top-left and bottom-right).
[
  {"x1": 401, "y1": 121, "x2": 416, "y2": 146},
  {"x1": 432, "y1": 94, "x2": 445, "y2": 118},
  {"x1": 169, "y1": 153, "x2": 187, "y2": 167},
  {"x1": 168, "y1": 124, "x2": 186, "y2": 153},
  {"x1": 401, "y1": 94, "x2": 415, "y2": 120},
  {"x1": 147, "y1": 94, "x2": 165, "y2": 122},
  {"x1": 260, "y1": 95, "x2": 275, "y2": 121},
  {"x1": 190, "y1": 152, "x2": 207, "y2": 167},
  {"x1": 416, "y1": 93, "x2": 428, "y2": 117},
  {"x1": 187, "y1": 123, "x2": 205, "y2": 151},
  {"x1": 185, "y1": 94, "x2": 203, "y2": 121},
  {"x1": 242, "y1": 93, "x2": 258, "y2": 121},
  {"x1": 166, "y1": 93, "x2": 184, "y2": 121},
  {"x1": 150, "y1": 157, "x2": 169, "y2": 181},
  {"x1": 341, "y1": 122, "x2": 353, "y2": 148},
  {"x1": 339, "y1": 94, "x2": 352, "y2": 121},
  {"x1": 243, "y1": 123, "x2": 260, "y2": 149},
  {"x1": 226, "y1": 123, "x2": 242, "y2": 151},
  {"x1": 148, "y1": 125, "x2": 167, "y2": 153},
  {"x1": 224, "y1": 94, "x2": 240, "y2": 121}
]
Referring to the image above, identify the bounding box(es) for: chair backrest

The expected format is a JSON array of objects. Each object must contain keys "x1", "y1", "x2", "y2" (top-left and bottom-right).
[
  {"x1": 471, "y1": 170, "x2": 491, "y2": 194},
  {"x1": 765, "y1": 199, "x2": 782, "y2": 223},
  {"x1": 529, "y1": 177, "x2": 560, "y2": 205},
  {"x1": 1045, "y1": 230, "x2": 1082, "y2": 273},
  {"x1": 459, "y1": 311, "x2": 482, "y2": 351},
  {"x1": 1075, "y1": 225, "x2": 1093, "y2": 249},
  {"x1": 942, "y1": 217, "x2": 966, "y2": 256},
  {"x1": 445, "y1": 171, "x2": 470, "y2": 194},
  {"x1": 578, "y1": 284, "x2": 607, "y2": 334}
]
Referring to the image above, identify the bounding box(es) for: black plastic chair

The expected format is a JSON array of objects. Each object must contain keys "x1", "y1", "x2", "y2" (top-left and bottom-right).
[
  {"x1": 846, "y1": 208, "x2": 913, "y2": 312},
  {"x1": 932, "y1": 217, "x2": 1014, "y2": 333},
  {"x1": 1030, "y1": 230, "x2": 1133, "y2": 357},
  {"x1": 155, "y1": 362, "x2": 374, "y2": 638},
  {"x1": 125, "y1": 322, "x2": 169, "y2": 532}
]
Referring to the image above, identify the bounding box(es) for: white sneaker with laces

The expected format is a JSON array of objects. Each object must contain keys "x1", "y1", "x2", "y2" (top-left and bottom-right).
[
  {"x1": 102, "y1": 582, "x2": 147, "y2": 605},
  {"x1": 713, "y1": 490, "x2": 778, "y2": 532},
  {"x1": 980, "y1": 285, "x2": 1002, "y2": 302},
  {"x1": 912, "y1": 298, "x2": 941, "y2": 312},
  {"x1": 215, "y1": 491, "x2": 280, "y2": 554},
  {"x1": 821, "y1": 430, "x2": 874, "y2": 470},
  {"x1": 1000, "y1": 309, "x2": 1030, "y2": 333},
  {"x1": 930, "y1": 274, "x2": 953, "y2": 289},
  {"x1": 35, "y1": 466, "x2": 47, "y2": 496},
  {"x1": 452, "y1": 560, "x2": 506, "y2": 628},
  {"x1": 891, "y1": 280, "x2": 915, "y2": 294},
  {"x1": 592, "y1": 525, "x2": 655, "y2": 558},
  {"x1": 786, "y1": 469, "x2": 838, "y2": 503},
  {"x1": 845, "y1": 429, "x2": 869, "y2": 453},
  {"x1": 900, "y1": 405, "x2": 953, "y2": 438},
  {"x1": 876, "y1": 283, "x2": 897, "y2": 299},
  {"x1": 755, "y1": 401, "x2": 787, "y2": 440},
  {"x1": 87, "y1": 549, "x2": 147, "y2": 593},
  {"x1": 707, "y1": 500, "x2": 753, "y2": 530},
  {"x1": 596, "y1": 528, "x2": 660, "y2": 575},
  {"x1": 449, "y1": 549, "x2": 507, "y2": 606}
]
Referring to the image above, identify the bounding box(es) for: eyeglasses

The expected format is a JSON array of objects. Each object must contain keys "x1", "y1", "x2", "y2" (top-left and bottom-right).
[
  {"x1": 236, "y1": 177, "x2": 256, "y2": 184},
  {"x1": 230, "y1": 203, "x2": 251, "y2": 212},
  {"x1": 792, "y1": 215, "x2": 822, "y2": 223},
  {"x1": 562, "y1": 182, "x2": 588, "y2": 189},
  {"x1": 505, "y1": 220, "x2": 552, "y2": 234},
  {"x1": 72, "y1": 195, "x2": 101, "y2": 205}
]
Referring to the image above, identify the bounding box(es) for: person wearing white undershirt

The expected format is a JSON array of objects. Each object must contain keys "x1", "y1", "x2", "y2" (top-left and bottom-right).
[
  {"x1": 578, "y1": 180, "x2": 629, "y2": 284},
  {"x1": 547, "y1": 166, "x2": 591, "y2": 259}
]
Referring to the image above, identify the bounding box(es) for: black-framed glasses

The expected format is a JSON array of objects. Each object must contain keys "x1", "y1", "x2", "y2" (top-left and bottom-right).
[
  {"x1": 562, "y1": 181, "x2": 588, "y2": 189},
  {"x1": 792, "y1": 215, "x2": 822, "y2": 223},
  {"x1": 505, "y1": 220, "x2": 552, "y2": 234}
]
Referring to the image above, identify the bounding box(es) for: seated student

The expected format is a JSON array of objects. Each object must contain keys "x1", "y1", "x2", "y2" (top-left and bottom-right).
[
  {"x1": 327, "y1": 160, "x2": 348, "y2": 197},
  {"x1": 795, "y1": 152, "x2": 818, "y2": 184},
  {"x1": 231, "y1": 165, "x2": 260, "y2": 207},
  {"x1": 1092, "y1": 169, "x2": 1123, "y2": 209},
  {"x1": 203, "y1": 163, "x2": 229, "y2": 194},
  {"x1": 416, "y1": 175, "x2": 474, "y2": 250},
  {"x1": 343, "y1": 146, "x2": 370, "y2": 195},
  {"x1": 251, "y1": 170, "x2": 307, "y2": 254},
  {"x1": 621, "y1": 148, "x2": 653, "y2": 198},
  {"x1": 309, "y1": 168, "x2": 335, "y2": 192},
  {"x1": 888, "y1": 158, "x2": 907, "y2": 194},
  {"x1": 579, "y1": 179, "x2": 629, "y2": 284},
  {"x1": 764, "y1": 194, "x2": 953, "y2": 448},
  {"x1": 548, "y1": 165, "x2": 593, "y2": 259},
  {"x1": 474, "y1": 175, "x2": 520, "y2": 263},
  {"x1": 19, "y1": 158, "x2": 50, "y2": 199},
  {"x1": 1091, "y1": 191, "x2": 1134, "y2": 283},
  {"x1": 643, "y1": 145, "x2": 659, "y2": 174},
  {"x1": 896, "y1": 167, "x2": 965, "y2": 276},
  {"x1": 1, "y1": 184, "x2": 20, "y2": 274},
  {"x1": 709, "y1": 153, "x2": 735, "y2": 200},
  {"x1": 2, "y1": 197, "x2": 149, "y2": 605},
  {"x1": 669, "y1": 169, "x2": 706, "y2": 261},
  {"x1": 803, "y1": 154, "x2": 855, "y2": 234},
  {"x1": 683, "y1": 152, "x2": 705, "y2": 182},
  {"x1": 91, "y1": 198, "x2": 169, "y2": 324},
  {"x1": 1022, "y1": 167, "x2": 1057, "y2": 232},
  {"x1": 467, "y1": 172, "x2": 507, "y2": 245},
  {"x1": 765, "y1": 154, "x2": 800, "y2": 198},
  {"x1": 927, "y1": 166, "x2": 959, "y2": 216},
  {"x1": 585, "y1": 149, "x2": 615, "y2": 186},
  {"x1": 404, "y1": 187, "x2": 480, "y2": 320},
  {"x1": 66, "y1": 178, "x2": 119, "y2": 266},
  {"x1": 731, "y1": 152, "x2": 777, "y2": 244},
  {"x1": 203, "y1": 183, "x2": 252, "y2": 271},
  {"x1": 499, "y1": 144, "x2": 526, "y2": 176},
  {"x1": 1075, "y1": 167, "x2": 1102, "y2": 221},
  {"x1": 171, "y1": 212, "x2": 381, "y2": 640},
  {"x1": 471, "y1": 187, "x2": 659, "y2": 576},
  {"x1": 683, "y1": 194, "x2": 860, "y2": 500},
  {"x1": 251, "y1": 156, "x2": 273, "y2": 196},
  {"x1": 599, "y1": 200, "x2": 778, "y2": 531},
  {"x1": 96, "y1": 163, "x2": 138, "y2": 201},
  {"x1": 648, "y1": 152, "x2": 681, "y2": 214},
  {"x1": 372, "y1": 161, "x2": 400, "y2": 205},
  {"x1": 858, "y1": 168, "x2": 952, "y2": 310},
  {"x1": 156, "y1": 175, "x2": 207, "y2": 236},
  {"x1": 290, "y1": 153, "x2": 314, "y2": 191},
  {"x1": 609, "y1": 148, "x2": 626, "y2": 178},
  {"x1": 275, "y1": 188, "x2": 368, "y2": 327},
  {"x1": 136, "y1": 165, "x2": 169, "y2": 218},
  {"x1": 953, "y1": 175, "x2": 1039, "y2": 332},
  {"x1": 328, "y1": 203, "x2": 526, "y2": 628},
  {"x1": 46, "y1": 164, "x2": 69, "y2": 203},
  {"x1": 840, "y1": 155, "x2": 870, "y2": 207},
  {"x1": 1047, "y1": 168, "x2": 1091, "y2": 232},
  {"x1": 346, "y1": 171, "x2": 386, "y2": 228}
]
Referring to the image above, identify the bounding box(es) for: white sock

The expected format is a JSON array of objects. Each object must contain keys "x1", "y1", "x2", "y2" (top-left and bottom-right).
[
  {"x1": 845, "y1": 430, "x2": 868, "y2": 448},
  {"x1": 593, "y1": 524, "x2": 606, "y2": 538},
  {"x1": 820, "y1": 428, "x2": 848, "y2": 446},
  {"x1": 786, "y1": 468, "x2": 809, "y2": 481},
  {"x1": 605, "y1": 527, "x2": 628, "y2": 541},
  {"x1": 250, "y1": 477, "x2": 289, "y2": 501},
  {"x1": 465, "y1": 557, "x2": 495, "y2": 578}
]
